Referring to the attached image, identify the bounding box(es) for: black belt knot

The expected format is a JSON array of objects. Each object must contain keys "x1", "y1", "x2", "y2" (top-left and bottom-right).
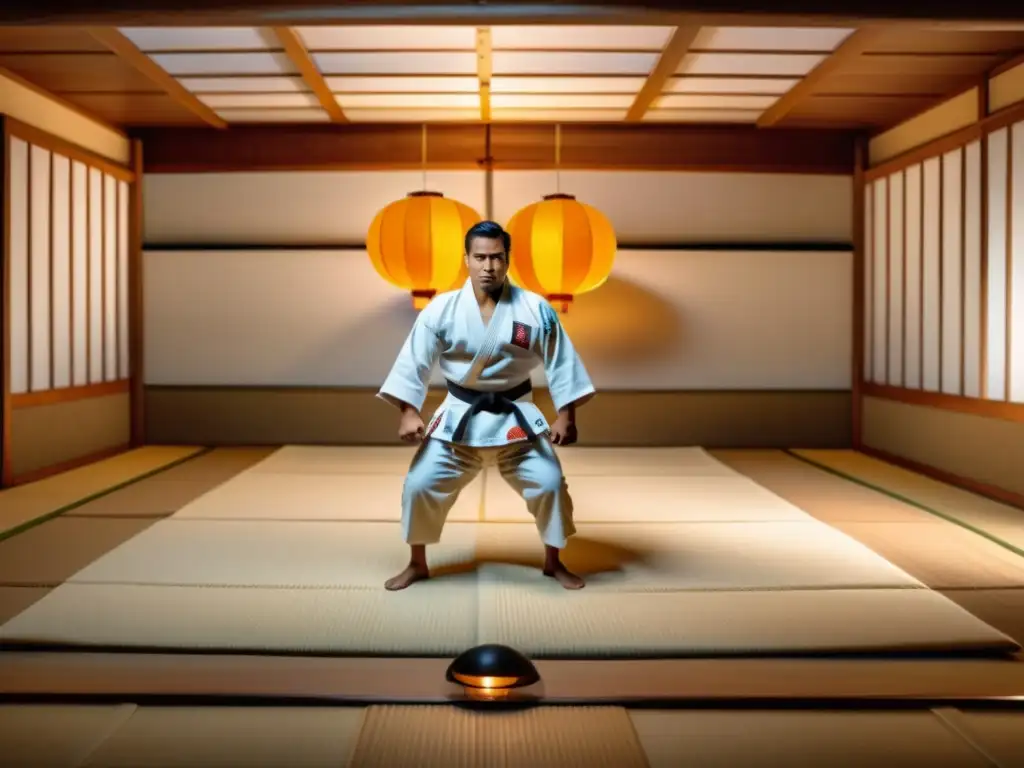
[{"x1": 445, "y1": 379, "x2": 536, "y2": 442}]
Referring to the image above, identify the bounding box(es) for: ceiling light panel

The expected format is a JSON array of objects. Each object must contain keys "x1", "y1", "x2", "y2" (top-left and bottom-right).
[
  {"x1": 666, "y1": 76, "x2": 798, "y2": 94},
  {"x1": 492, "y1": 76, "x2": 646, "y2": 93},
  {"x1": 657, "y1": 93, "x2": 778, "y2": 109},
  {"x1": 296, "y1": 25, "x2": 476, "y2": 50},
  {"x1": 200, "y1": 92, "x2": 321, "y2": 109},
  {"x1": 491, "y1": 93, "x2": 634, "y2": 109},
  {"x1": 490, "y1": 25, "x2": 674, "y2": 50},
  {"x1": 149, "y1": 52, "x2": 297, "y2": 76},
  {"x1": 678, "y1": 52, "x2": 825, "y2": 76},
  {"x1": 644, "y1": 108, "x2": 763, "y2": 122},
  {"x1": 117, "y1": 27, "x2": 277, "y2": 51},
  {"x1": 691, "y1": 26, "x2": 854, "y2": 51},
  {"x1": 491, "y1": 109, "x2": 626, "y2": 121},
  {"x1": 343, "y1": 109, "x2": 481, "y2": 122},
  {"x1": 216, "y1": 108, "x2": 331, "y2": 122},
  {"x1": 325, "y1": 76, "x2": 479, "y2": 92},
  {"x1": 313, "y1": 52, "x2": 478, "y2": 75},
  {"x1": 337, "y1": 93, "x2": 481, "y2": 108},
  {"x1": 492, "y1": 51, "x2": 659, "y2": 75},
  {"x1": 178, "y1": 76, "x2": 308, "y2": 93}
]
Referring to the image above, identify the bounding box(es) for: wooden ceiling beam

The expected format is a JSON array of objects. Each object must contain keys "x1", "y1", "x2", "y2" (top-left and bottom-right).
[
  {"x1": 271, "y1": 27, "x2": 347, "y2": 123},
  {"x1": 476, "y1": 27, "x2": 492, "y2": 123},
  {"x1": 626, "y1": 25, "x2": 702, "y2": 122},
  {"x1": 757, "y1": 27, "x2": 890, "y2": 127},
  {"x1": 85, "y1": 27, "x2": 227, "y2": 129}
]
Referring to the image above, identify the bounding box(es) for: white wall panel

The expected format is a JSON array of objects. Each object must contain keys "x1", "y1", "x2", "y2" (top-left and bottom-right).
[
  {"x1": 71, "y1": 161, "x2": 90, "y2": 388},
  {"x1": 143, "y1": 171, "x2": 488, "y2": 245},
  {"x1": 143, "y1": 248, "x2": 852, "y2": 390},
  {"x1": 88, "y1": 167, "x2": 104, "y2": 384},
  {"x1": 8, "y1": 138, "x2": 29, "y2": 395},
  {"x1": 51, "y1": 154, "x2": 72, "y2": 390},
  {"x1": 986, "y1": 128, "x2": 1008, "y2": 401},
  {"x1": 872, "y1": 177, "x2": 888, "y2": 383},
  {"x1": 29, "y1": 145, "x2": 51, "y2": 392},
  {"x1": 921, "y1": 157, "x2": 942, "y2": 392},
  {"x1": 103, "y1": 173, "x2": 118, "y2": 382},
  {"x1": 118, "y1": 180, "x2": 131, "y2": 380},
  {"x1": 904, "y1": 164, "x2": 923, "y2": 389},
  {"x1": 940, "y1": 148, "x2": 963, "y2": 395},
  {"x1": 962, "y1": 140, "x2": 983, "y2": 399},
  {"x1": 863, "y1": 181, "x2": 874, "y2": 381},
  {"x1": 887, "y1": 171, "x2": 905, "y2": 386},
  {"x1": 1010, "y1": 121, "x2": 1024, "y2": 403}
]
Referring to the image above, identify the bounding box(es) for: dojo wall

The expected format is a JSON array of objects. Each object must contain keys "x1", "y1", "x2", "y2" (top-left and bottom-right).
[
  {"x1": 860, "y1": 60, "x2": 1024, "y2": 503},
  {"x1": 141, "y1": 168, "x2": 854, "y2": 447},
  {"x1": 1, "y1": 112, "x2": 136, "y2": 486}
]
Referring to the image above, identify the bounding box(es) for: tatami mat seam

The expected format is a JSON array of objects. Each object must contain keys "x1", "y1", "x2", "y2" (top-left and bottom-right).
[
  {"x1": 0, "y1": 447, "x2": 215, "y2": 545},
  {"x1": 931, "y1": 707, "x2": 1006, "y2": 768},
  {"x1": 783, "y1": 450, "x2": 1024, "y2": 560}
]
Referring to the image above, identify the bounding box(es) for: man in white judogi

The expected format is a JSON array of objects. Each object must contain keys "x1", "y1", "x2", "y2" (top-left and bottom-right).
[{"x1": 377, "y1": 220, "x2": 596, "y2": 590}]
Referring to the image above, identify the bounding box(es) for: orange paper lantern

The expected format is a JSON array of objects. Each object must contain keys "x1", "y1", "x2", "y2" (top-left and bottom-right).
[
  {"x1": 505, "y1": 193, "x2": 616, "y2": 312},
  {"x1": 367, "y1": 190, "x2": 482, "y2": 309}
]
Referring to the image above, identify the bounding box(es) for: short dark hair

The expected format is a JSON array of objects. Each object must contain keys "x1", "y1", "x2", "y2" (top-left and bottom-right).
[{"x1": 465, "y1": 220, "x2": 511, "y2": 256}]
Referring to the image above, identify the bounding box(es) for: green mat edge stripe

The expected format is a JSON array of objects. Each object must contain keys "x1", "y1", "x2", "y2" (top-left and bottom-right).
[
  {"x1": 783, "y1": 449, "x2": 1024, "y2": 561},
  {"x1": 0, "y1": 447, "x2": 215, "y2": 544}
]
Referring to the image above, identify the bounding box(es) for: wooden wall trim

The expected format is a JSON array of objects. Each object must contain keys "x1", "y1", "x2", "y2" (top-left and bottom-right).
[
  {"x1": 852, "y1": 136, "x2": 867, "y2": 449},
  {"x1": 866, "y1": 97, "x2": 1024, "y2": 181},
  {"x1": 10, "y1": 380, "x2": 129, "y2": 409},
  {"x1": 4, "y1": 117, "x2": 135, "y2": 183},
  {"x1": 1, "y1": 116, "x2": 10, "y2": 487},
  {"x1": 862, "y1": 382, "x2": 1024, "y2": 425},
  {"x1": 0, "y1": 66, "x2": 127, "y2": 142},
  {"x1": 134, "y1": 123, "x2": 857, "y2": 175}
]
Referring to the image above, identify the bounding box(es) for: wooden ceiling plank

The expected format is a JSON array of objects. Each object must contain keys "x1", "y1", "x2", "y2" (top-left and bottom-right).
[
  {"x1": 476, "y1": 27, "x2": 491, "y2": 123},
  {"x1": 270, "y1": 27, "x2": 347, "y2": 123},
  {"x1": 626, "y1": 25, "x2": 702, "y2": 122},
  {"x1": 85, "y1": 27, "x2": 227, "y2": 128},
  {"x1": 757, "y1": 26, "x2": 891, "y2": 127}
]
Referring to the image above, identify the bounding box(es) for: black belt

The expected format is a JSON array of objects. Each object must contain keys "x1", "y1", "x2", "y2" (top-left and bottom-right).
[{"x1": 446, "y1": 379, "x2": 536, "y2": 442}]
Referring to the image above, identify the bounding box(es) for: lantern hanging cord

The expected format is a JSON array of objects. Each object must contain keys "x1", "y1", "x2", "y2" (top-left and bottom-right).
[
  {"x1": 421, "y1": 123, "x2": 428, "y2": 190},
  {"x1": 554, "y1": 123, "x2": 561, "y2": 194}
]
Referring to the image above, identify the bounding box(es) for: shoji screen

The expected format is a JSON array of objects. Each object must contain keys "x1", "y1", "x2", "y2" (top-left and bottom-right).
[
  {"x1": 863, "y1": 115, "x2": 1024, "y2": 404},
  {"x1": 6, "y1": 130, "x2": 132, "y2": 397}
]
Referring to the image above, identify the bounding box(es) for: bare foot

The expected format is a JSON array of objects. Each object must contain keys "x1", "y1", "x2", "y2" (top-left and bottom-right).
[
  {"x1": 385, "y1": 564, "x2": 429, "y2": 591},
  {"x1": 543, "y1": 563, "x2": 585, "y2": 590}
]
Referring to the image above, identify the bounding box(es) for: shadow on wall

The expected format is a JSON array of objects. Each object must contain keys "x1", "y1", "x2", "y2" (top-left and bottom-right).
[{"x1": 560, "y1": 276, "x2": 683, "y2": 365}]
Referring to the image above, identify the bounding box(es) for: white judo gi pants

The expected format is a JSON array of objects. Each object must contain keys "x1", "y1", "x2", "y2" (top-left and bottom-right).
[{"x1": 401, "y1": 436, "x2": 576, "y2": 549}]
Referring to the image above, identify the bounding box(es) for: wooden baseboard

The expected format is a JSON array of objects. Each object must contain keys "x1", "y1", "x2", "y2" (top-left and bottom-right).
[
  {"x1": 859, "y1": 445, "x2": 1024, "y2": 512},
  {"x1": 7, "y1": 444, "x2": 131, "y2": 487}
]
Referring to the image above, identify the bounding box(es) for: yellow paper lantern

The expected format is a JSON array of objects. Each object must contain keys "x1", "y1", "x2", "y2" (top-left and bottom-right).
[
  {"x1": 367, "y1": 190, "x2": 482, "y2": 309},
  {"x1": 505, "y1": 193, "x2": 616, "y2": 313}
]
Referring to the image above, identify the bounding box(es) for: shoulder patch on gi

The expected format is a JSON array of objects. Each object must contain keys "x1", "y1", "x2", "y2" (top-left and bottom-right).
[{"x1": 511, "y1": 321, "x2": 532, "y2": 349}]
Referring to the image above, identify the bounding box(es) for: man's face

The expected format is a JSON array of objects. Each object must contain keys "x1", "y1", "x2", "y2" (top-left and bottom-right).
[{"x1": 465, "y1": 236, "x2": 509, "y2": 293}]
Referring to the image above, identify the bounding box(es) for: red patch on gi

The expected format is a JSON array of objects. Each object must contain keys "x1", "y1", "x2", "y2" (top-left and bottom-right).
[
  {"x1": 511, "y1": 321, "x2": 532, "y2": 350},
  {"x1": 506, "y1": 426, "x2": 528, "y2": 440},
  {"x1": 426, "y1": 413, "x2": 443, "y2": 435}
]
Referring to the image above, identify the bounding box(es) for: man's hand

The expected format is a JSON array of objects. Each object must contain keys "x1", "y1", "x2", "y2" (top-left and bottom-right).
[
  {"x1": 549, "y1": 412, "x2": 578, "y2": 446},
  {"x1": 398, "y1": 407, "x2": 426, "y2": 443}
]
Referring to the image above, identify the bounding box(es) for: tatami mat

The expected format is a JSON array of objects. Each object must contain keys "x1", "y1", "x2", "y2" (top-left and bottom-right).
[
  {"x1": 80, "y1": 706, "x2": 365, "y2": 768},
  {"x1": 143, "y1": 447, "x2": 278, "y2": 482},
  {"x1": 170, "y1": 472, "x2": 481, "y2": 521},
  {"x1": 941, "y1": 709, "x2": 1024, "y2": 767},
  {"x1": 0, "y1": 517, "x2": 158, "y2": 586},
  {"x1": 477, "y1": 585, "x2": 1018, "y2": 656},
  {"x1": 247, "y1": 445, "x2": 420, "y2": 475},
  {"x1": 348, "y1": 705, "x2": 648, "y2": 767},
  {"x1": 0, "y1": 704, "x2": 136, "y2": 768},
  {"x1": 793, "y1": 449, "x2": 1024, "y2": 552},
  {"x1": 66, "y1": 478, "x2": 236, "y2": 518},
  {"x1": 630, "y1": 709, "x2": 996, "y2": 768},
  {"x1": 0, "y1": 446, "x2": 203, "y2": 537},
  {"x1": 940, "y1": 589, "x2": 1024, "y2": 645},
  {"x1": 0, "y1": 581, "x2": 479, "y2": 654},
  {"x1": 0, "y1": 587, "x2": 51, "y2": 624},
  {"x1": 485, "y1": 471, "x2": 811, "y2": 522}
]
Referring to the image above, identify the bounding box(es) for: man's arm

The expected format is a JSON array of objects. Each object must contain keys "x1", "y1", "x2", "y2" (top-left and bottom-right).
[
  {"x1": 537, "y1": 301, "x2": 595, "y2": 444},
  {"x1": 377, "y1": 307, "x2": 444, "y2": 417}
]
